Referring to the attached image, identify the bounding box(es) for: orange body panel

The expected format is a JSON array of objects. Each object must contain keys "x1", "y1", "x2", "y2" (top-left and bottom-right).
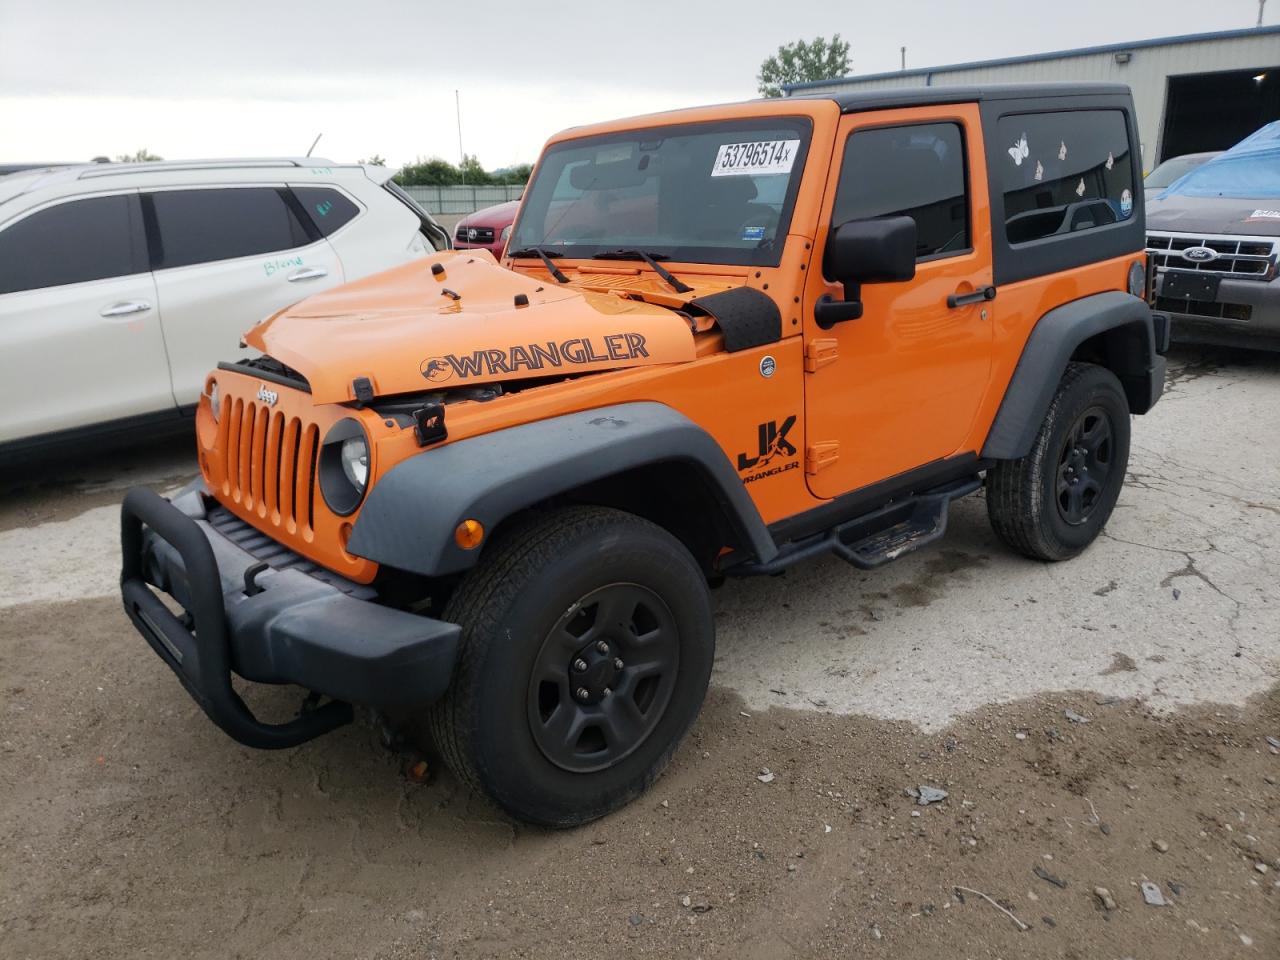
[{"x1": 197, "y1": 96, "x2": 1142, "y2": 580}]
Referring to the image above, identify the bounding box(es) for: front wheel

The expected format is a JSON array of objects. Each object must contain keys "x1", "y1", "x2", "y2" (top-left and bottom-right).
[
  {"x1": 986, "y1": 362, "x2": 1131, "y2": 561},
  {"x1": 426, "y1": 506, "x2": 714, "y2": 827}
]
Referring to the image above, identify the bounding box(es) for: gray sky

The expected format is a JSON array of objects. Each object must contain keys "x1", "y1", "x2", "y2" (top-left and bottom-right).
[{"x1": 0, "y1": 0, "x2": 1271, "y2": 168}]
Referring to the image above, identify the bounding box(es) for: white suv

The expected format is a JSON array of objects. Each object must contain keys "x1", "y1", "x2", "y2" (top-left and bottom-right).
[{"x1": 0, "y1": 159, "x2": 449, "y2": 455}]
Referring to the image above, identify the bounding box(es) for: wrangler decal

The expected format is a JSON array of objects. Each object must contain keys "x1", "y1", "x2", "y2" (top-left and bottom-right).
[
  {"x1": 420, "y1": 333, "x2": 650, "y2": 382},
  {"x1": 737, "y1": 416, "x2": 799, "y2": 483}
]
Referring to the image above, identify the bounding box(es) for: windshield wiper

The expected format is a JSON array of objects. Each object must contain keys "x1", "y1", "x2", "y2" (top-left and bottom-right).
[
  {"x1": 591, "y1": 249, "x2": 693, "y2": 294},
  {"x1": 507, "y1": 246, "x2": 570, "y2": 284}
]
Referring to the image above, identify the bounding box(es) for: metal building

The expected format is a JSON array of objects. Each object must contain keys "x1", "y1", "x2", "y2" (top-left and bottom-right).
[{"x1": 783, "y1": 25, "x2": 1280, "y2": 168}]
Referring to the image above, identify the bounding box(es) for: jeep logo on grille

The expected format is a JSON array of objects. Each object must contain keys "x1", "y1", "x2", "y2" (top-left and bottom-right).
[
  {"x1": 256, "y1": 384, "x2": 279, "y2": 406},
  {"x1": 1181, "y1": 246, "x2": 1218, "y2": 263}
]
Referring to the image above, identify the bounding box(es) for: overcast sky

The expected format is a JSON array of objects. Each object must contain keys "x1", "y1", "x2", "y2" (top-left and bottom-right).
[{"x1": 0, "y1": 0, "x2": 1271, "y2": 169}]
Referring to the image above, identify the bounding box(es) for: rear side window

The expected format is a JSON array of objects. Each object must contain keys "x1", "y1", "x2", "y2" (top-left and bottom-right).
[
  {"x1": 998, "y1": 110, "x2": 1135, "y2": 244},
  {"x1": 292, "y1": 186, "x2": 360, "y2": 236},
  {"x1": 0, "y1": 194, "x2": 144, "y2": 294},
  {"x1": 832, "y1": 122, "x2": 969, "y2": 259},
  {"x1": 147, "y1": 188, "x2": 312, "y2": 269}
]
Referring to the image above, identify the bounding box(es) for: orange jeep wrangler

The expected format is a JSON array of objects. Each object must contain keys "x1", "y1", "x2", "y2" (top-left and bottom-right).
[{"x1": 122, "y1": 83, "x2": 1167, "y2": 826}]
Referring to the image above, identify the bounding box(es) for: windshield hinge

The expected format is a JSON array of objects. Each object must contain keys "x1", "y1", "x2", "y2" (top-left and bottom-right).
[{"x1": 804, "y1": 338, "x2": 839, "y2": 372}]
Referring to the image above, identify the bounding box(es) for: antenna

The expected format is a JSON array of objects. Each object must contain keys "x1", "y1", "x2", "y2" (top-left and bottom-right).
[
  {"x1": 306, "y1": 133, "x2": 323, "y2": 158},
  {"x1": 456, "y1": 89, "x2": 465, "y2": 186}
]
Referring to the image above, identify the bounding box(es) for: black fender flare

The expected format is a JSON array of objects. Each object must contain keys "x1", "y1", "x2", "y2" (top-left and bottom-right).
[
  {"x1": 982, "y1": 291, "x2": 1165, "y2": 461},
  {"x1": 347, "y1": 401, "x2": 778, "y2": 577}
]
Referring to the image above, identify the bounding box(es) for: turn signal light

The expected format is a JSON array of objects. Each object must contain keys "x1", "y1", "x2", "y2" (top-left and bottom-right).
[{"x1": 455, "y1": 518, "x2": 485, "y2": 550}]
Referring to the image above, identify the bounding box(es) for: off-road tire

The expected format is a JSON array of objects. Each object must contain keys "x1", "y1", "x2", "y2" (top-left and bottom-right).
[
  {"x1": 986, "y1": 362, "x2": 1130, "y2": 561},
  {"x1": 426, "y1": 506, "x2": 714, "y2": 827}
]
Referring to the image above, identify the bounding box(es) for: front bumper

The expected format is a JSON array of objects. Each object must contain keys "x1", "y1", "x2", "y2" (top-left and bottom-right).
[
  {"x1": 1154, "y1": 270, "x2": 1280, "y2": 351},
  {"x1": 120, "y1": 482, "x2": 460, "y2": 749}
]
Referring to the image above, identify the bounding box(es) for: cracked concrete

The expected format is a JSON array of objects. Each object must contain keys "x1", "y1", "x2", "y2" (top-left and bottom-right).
[{"x1": 713, "y1": 346, "x2": 1280, "y2": 728}]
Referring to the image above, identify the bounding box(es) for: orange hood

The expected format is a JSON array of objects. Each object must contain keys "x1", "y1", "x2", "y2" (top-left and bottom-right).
[{"x1": 244, "y1": 251, "x2": 698, "y2": 404}]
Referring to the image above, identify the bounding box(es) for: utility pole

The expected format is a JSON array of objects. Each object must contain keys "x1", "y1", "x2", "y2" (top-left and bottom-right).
[
  {"x1": 456, "y1": 89, "x2": 465, "y2": 185},
  {"x1": 1260, "y1": 0, "x2": 1268, "y2": 26},
  {"x1": 901, "y1": 46, "x2": 906, "y2": 70}
]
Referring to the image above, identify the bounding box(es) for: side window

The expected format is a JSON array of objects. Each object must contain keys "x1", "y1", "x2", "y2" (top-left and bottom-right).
[
  {"x1": 0, "y1": 194, "x2": 143, "y2": 294},
  {"x1": 292, "y1": 186, "x2": 360, "y2": 237},
  {"x1": 147, "y1": 188, "x2": 312, "y2": 270},
  {"x1": 997, "y1": 110, "x2": 1135, "y2": 244},
  {"x1": 832, "y1": 122, "x2": 969, "y2": 259}
]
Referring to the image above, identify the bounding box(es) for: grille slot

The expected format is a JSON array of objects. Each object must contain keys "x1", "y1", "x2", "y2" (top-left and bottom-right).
[
  {"x1": 216, "y1": 401, "x2": 321, "y2": 536},
  {"x1": 1147, "y1": 233, "x2": 1277, "y2": 279}
]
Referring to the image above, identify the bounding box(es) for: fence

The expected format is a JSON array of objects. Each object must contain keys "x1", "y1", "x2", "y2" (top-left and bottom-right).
[{"x1": 401, "y1": 184, "x2": 524, "y2": 216}]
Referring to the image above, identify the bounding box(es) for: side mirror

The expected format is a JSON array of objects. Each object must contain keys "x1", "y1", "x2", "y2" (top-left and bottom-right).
[{"x1": 815, "y1": 215, "x2": 917, "y2": 329}]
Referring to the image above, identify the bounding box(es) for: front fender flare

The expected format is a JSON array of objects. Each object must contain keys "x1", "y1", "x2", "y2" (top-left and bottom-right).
[{"x1": 347, "y1": 402, "x2": 778, "y2": 577}]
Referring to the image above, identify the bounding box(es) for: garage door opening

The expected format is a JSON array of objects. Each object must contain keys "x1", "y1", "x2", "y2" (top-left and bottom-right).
[{"x1": 1159, "y1": 66, "x2": 1280, "y2": 162}]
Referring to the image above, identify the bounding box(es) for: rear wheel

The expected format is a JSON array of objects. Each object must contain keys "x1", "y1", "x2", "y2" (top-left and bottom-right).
[
  {"x1": 986, "y1": 362, "x2": 1130, "y2": 561},
  {"x1": 426, "y1": 506, "x2": 714, "y2": 827}
]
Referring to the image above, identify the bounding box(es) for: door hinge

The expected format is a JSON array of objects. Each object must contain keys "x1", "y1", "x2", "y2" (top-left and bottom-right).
[
  {"x1": 804, "y1": 337, "x2": 839, "y2": 372},
  {"x1": 806, "y1": 441, "x2": 840, "y2": 474}
]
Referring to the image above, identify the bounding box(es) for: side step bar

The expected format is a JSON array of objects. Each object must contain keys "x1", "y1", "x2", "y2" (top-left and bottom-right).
[{"x1": 729, "y1": 476, "x2": 981, "y2": 577}]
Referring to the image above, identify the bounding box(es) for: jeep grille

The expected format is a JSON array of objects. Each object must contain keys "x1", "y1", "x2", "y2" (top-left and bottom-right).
[{"x1": 212, "y1": 396, "x2": 321, "y2": 536}]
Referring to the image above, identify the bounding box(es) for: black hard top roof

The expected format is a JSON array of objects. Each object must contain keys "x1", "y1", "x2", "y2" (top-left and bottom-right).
[{"x1": 788, "y1": 82, "x2": 1132, "y2": 114}]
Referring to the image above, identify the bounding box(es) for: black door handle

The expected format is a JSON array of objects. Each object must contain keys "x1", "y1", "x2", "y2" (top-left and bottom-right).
[{"x1": 947, "y1": 285, "x2": 997, "y2": 309}]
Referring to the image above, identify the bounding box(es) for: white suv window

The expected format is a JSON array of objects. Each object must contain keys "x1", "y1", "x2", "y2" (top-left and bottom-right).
[
  {"x1": 0, "y1": 194, "x2": 146, "y2": 294},
  {"x1": 146, "y1": 187, "x2": 314, "y2": 269},
  {"x1": 292, "y1": 186, "x2": 360, "y2": 237}
]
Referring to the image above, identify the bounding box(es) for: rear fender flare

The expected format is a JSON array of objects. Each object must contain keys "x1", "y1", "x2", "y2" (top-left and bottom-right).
[
  {"x1": 347, "y1": 402, "x2": 777, "y2": 577},
  {"x1": 983, "y1": 291, "x2": 1162, "y2": 460}
]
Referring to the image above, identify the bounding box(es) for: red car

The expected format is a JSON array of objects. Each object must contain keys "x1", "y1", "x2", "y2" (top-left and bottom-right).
[{"x1": 452, "y1": 200, "x2": 520, "y2": 258}]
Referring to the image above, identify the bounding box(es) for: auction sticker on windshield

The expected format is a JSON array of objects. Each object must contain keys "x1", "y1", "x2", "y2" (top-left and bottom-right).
[{"x1": 712, "y1": 139, "x2": 800, "y2": 177}]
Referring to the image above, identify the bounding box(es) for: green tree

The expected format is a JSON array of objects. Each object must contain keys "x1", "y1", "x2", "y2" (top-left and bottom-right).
[
  {"x1": 757, "y1": 35, "x2": 851, "y2": 98},
  {"x1": 492, "y1": 162, "x2": 534, "y2": 185},
  {"x1": 394, "y1": 156, "x2": 463, "y2": 186},
  {"x1": 359, "y1": 154, "x2": 387, "y2": 166},
  {"x1": 116, "y1": 148, "x2": 162, "y2": 162},
  {"x1": 458, "y1": 154, "x2": 492, "y2": 185},
  {"x1": 393, "y1": 154, "x2": 532, "y2": 187}
]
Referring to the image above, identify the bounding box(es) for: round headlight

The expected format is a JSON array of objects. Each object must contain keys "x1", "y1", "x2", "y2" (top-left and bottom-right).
[
  {"x1": 208, "y1": 379, "x2": 220, "y2": 422},
  {"x1": 319, "y1": 419, "x2": 370, "y2": 516},
  {"x1": 500, "y1": 223, "x2": 513, "y2": 242},
  {"x1": 340, "y1": 436, "x2": 369, "y2": 489}
]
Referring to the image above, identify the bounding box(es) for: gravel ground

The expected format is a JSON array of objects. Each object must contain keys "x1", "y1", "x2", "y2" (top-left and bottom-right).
[{"x1": 1, "y1": 346, "x2": 1278, "y2": 958}]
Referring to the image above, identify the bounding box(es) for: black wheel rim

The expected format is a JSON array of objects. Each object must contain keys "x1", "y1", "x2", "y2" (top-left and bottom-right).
[
  {"x1": 527, "y1": 583, "x2": 679, "y2": 773},
  {"x1": 1055, "y1": 405, "x2": 1114, "y2": 526}
]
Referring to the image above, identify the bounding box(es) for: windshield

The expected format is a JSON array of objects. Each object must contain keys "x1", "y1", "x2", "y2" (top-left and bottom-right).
[
  {"x1": 1145, "y1": 154, "x2": 1214, "y2": 189},
  {"x1": 1158, "y1": 122, "x2": 1280, "y2": 200},
  {"x1": 510, "y1": 117, "x2": 812, "y2": 267}
]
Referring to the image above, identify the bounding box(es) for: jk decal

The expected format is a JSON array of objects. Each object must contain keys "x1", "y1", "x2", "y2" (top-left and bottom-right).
[
  {"x1": 737, "y1": 415, "x2": 799, "y2": 483},
  {"x1": 421, "y1": 333, "x2": 649, "y2": 382}
]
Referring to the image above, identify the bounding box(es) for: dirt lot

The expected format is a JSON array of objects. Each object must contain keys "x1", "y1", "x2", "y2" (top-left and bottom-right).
[{"x1": 2, "y1": 346, "x2": 1278, "y2": 959}]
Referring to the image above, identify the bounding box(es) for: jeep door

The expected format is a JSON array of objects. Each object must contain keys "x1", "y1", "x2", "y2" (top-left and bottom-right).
[
  {"x1": 144, "y1": 186, "x2": 344, "y2": 406},
  {"x1": 801, "y1": 104, "x2": 994, "y2": 498},
  {"x1": 0, "y1": 191, "x2": 173, "y2": 443}
]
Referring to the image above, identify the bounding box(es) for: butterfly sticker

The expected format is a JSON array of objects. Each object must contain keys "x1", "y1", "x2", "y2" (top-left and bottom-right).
[
  {"x1": 1033, "y1": 160, "x2": 1044, "y2": 182},
  {"x1": 1008, "y1": 134, "x2": 1030, "y2": 166},
  {"x1": 1075, "y1": 178, "x2": 1086, "y2": 197},
  {"x1": 1058, "y1": 141, "x2": 1068, "y2": 161},
  {"x1": 1105, "y1": 151, "x2": 1115, "y2": 170}
]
